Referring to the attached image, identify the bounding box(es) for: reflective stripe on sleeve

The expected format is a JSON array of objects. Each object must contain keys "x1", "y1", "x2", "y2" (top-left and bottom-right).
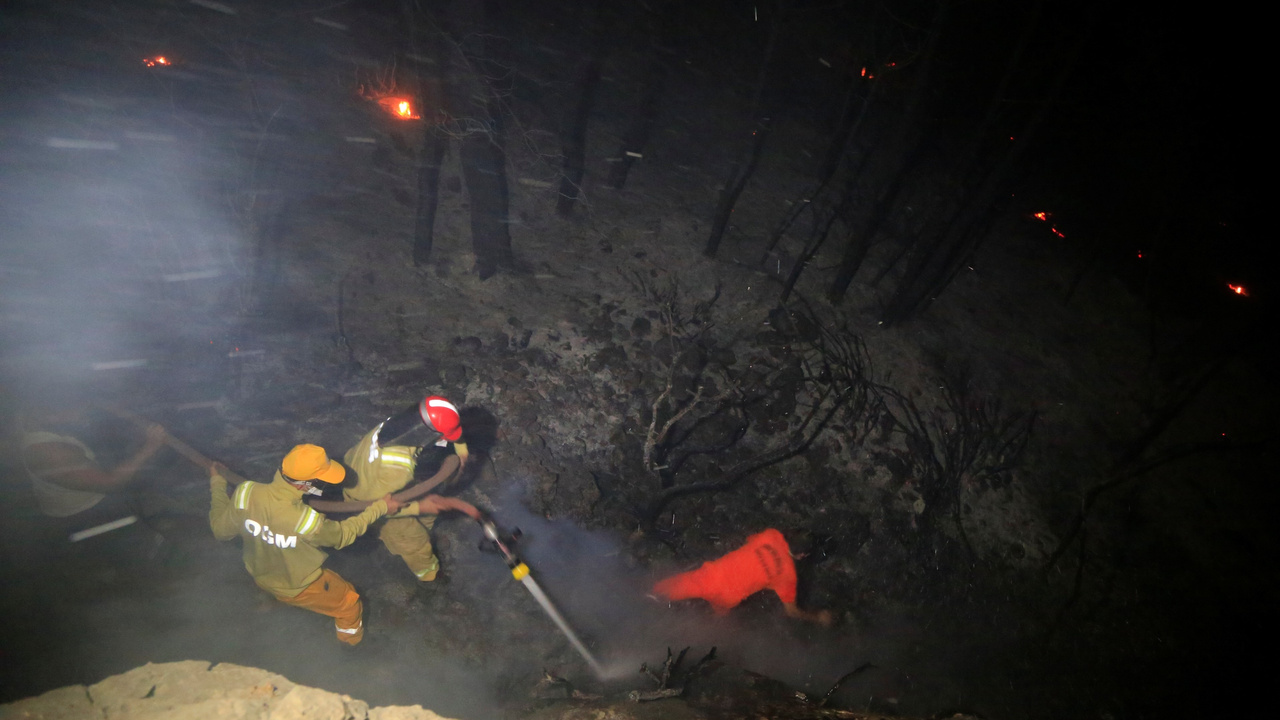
[
  {"x1": 414, "y1": 557, "x2": 440, "y2": 578},
  {"x1": 233, "y1": 482, "x2": 254, "y2": 510},
  {"x1": 335, "y1": 620, "x2": 363, "y2": 634},
  {"x1": 295, "y1": 507, "x2": 321, "y2": 535},
  {"x1": 380, "y1": 447, "x2": 414, "y2": 469}
]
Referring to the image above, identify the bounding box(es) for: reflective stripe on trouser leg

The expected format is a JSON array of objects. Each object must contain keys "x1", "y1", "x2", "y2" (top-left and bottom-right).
[
  {"x1": 378, "y1": 515, "x2": 437, "y2": 580},
  {"x1": 274, "y1": 569, "x2": 365, "y2": 645}
]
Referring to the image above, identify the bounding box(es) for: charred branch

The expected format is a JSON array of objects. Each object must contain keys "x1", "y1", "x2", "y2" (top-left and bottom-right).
[
  {"x1": 627, "y1": 688, "x2": 682, "y2": 702},
  {"x1": 631, "y1": 297, "x2": 877, "y2": 526},
  {"x1": 631, "y1": 646, "x2": 715, "y2": 702},
  {"x1": 818, "y1": 662, "x2": 876, "y2": 707},
  {"x1": 877, "y1": 364, "x2": 1035, "y2": 556}
]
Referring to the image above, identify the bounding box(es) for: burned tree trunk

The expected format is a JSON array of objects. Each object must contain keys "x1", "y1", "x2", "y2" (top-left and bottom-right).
[
  {"x1": 703, "y1": 0, "x2": 783, "y2": 258},
  {"x1": 242, "y1": 192, "x2": 294, "y2": 315},
  {"x1": 825, "y1": 0, "x2": 950, "y2": 304},
  {"x1": 879, "y1": 31, "x2": 1080, "y2": 326},
  {"x1": 557, "y1": 8, "x2": 606, "y2": 217},
  {"x1": 825, "y1": 140, "x2": 928, "y2": 304},
  {"x1": 445, "y1": 0, "x2": 513, "y2": 279},
  {"x1": 759, "y1": 72, "x2": 877, "y2": 270},
  {"x1": 778, "y1": 207, "x2": 840, "y2": 303},
  {"x1": 411, "y1": 130, "x2": 447, "y2": 266},
  {"x1": 609, "y1": 3, "x2": 677, "y2": 190},
  {"x1": 703, "y1": 118, "x2": 773, "y2": 258}
]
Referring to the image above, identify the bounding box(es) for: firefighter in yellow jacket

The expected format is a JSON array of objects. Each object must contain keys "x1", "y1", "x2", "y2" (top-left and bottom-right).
[
  {"x1": 208, "y1": 445, "x2": 402, "y2": 645},
  {"x1": 340, "y1": 395, "x2": 479, "y2": 583}
]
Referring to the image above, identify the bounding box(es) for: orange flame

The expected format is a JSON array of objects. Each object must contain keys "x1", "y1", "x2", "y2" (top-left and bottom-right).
[
  {"x1": 1032, "y1": 211, "x2": 1050, "y2": 221},
  {"x1": 143, "y1": 56, "x2": 171, "y2": 67},
  {"x1": 377, "y1": 96, "x2": 420, "y2": 120},
  {"x1": 1227, "y1": 283, "x2": 1249, "y2": 296}
]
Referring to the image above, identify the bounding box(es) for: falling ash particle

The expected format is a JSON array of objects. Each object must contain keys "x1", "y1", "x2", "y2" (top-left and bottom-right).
[
  {"x1": 91, "y1": 359, "x2": 148, "y2": 371},
  {"x1": 189, "y1": 0, "x2": 236, "y2": 15},
  {"x1": 162, "y1": 269, "x2": 222, "y2": 282},
  {"x1": 47, "y1": 138, "x2": 118, "y2": 151}
]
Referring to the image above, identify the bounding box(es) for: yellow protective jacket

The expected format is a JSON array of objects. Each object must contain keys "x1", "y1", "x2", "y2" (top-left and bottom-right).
[
  {"x1": 342, "y1": 424, "x2": 418, "y2": 502},
  {"x1": 209, "y1": 471, "x2": 388, "y2": 598}
]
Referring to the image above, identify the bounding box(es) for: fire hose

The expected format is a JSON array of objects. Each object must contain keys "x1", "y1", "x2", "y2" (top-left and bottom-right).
[
  {"x1": 480, "y1": 513, "x2": 606, "y2": 677},
  {"x1": 305, "y1": 455, "x2": 459, "y2": 513},
  {"x1": 101, "y1": 405, "x2": 251, "y2": 484},
  {"x1": 101, "y1": 405, "x2": 461, "y2": 512},
  {"x1": 106, "y1": 406, "x2": 603, "y2": 675}
]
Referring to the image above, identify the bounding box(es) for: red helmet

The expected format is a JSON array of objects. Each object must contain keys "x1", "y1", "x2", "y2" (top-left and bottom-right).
[{"x1": 418, "y1": 395, "x2": 462, "y2": 441}]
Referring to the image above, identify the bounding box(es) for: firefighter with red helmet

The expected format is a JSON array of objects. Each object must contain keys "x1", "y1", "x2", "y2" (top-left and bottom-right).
[{"x1": 336, "y1": 394, "x2": 475, "y2": 582}]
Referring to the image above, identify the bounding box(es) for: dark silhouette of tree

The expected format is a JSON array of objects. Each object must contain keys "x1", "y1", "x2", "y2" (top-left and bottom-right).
[
  {"x1": 556, "y1": 4, "x2": 606, "y2": 217},
  {"x1": 608, "y1": 2, "x2": 679, "y2": 191},
  {"x1": 878, "y1": 26, "x2": 1080, "y2": 326},
  {"x1": 403, "y1": 0, "x2": 513, "y2": 279},
  {"x1": 703, "y1": 0, "x2": 784, "y2": 258},
  {"x1": 825, "y1": 0, "x2": 950, "y2": 305}
]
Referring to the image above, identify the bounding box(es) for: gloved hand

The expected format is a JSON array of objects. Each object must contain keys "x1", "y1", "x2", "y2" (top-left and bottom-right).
[
  {"x1": 209, "y1": 461, "x2": 227, "y2": 488},
  {"x1": 420, "y1": 494, "x2": 482, "y2": 520},
  {"x1": 382, "y1": 493, "x2": 404, "y2": 516},
  {"x1": 390, "y1": 500, "x2": 422, "y2": 518}
]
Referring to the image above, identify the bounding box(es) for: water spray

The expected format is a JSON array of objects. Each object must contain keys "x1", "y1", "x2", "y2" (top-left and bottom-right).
[{"x1": 479, "y1": 515, "x2": 606, "y2": 678}]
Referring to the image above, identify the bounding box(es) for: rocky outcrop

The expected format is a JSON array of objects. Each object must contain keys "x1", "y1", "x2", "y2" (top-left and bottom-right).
[{"x1": 0, "y1": 661, "x2": 455, "y2": 720}]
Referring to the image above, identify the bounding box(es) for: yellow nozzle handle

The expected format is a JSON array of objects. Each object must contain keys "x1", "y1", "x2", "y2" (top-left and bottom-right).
[{"x1": 511, "y1": 562, "x2": 530, "y2": 580}]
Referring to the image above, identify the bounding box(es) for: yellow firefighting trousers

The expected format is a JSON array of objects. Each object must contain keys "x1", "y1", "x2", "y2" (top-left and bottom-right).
[
  {"x1": 378, "y1": 515, "x2": 438, "y2": 581},
  {"x1": 273, "y1": 568, "x2": 364, "y2": 645}
]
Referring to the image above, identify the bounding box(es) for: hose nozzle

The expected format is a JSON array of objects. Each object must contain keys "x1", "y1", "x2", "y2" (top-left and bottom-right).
[{"x1": 477, "y1": 514, "x2": 521, "y2": 568}]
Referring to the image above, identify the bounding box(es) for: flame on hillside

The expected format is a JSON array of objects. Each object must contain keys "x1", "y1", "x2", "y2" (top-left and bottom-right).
[{"x1": 376, "y1": 96, "x2": 420, "y2": 120}]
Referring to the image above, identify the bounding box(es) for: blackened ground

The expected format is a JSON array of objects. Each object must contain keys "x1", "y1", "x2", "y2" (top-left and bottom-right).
[{"x1": 1, "y1": 1, "x2": 1275, "y2": 718}]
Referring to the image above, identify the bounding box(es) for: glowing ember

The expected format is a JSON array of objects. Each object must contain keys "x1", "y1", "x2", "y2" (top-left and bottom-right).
[
  {"x1": 860, "y1": 67, "x2": 866, "y2": 77},
  {"x1": 1050, "y1": 227, "x2": 1065, "y2": 238},
  {"x1": 1227, "y1": 283, "x2": 1249, "y2": 296},
  {"x1": 1032, "y1": 211, "x2": 1050, "y2": 221},
  {"x1": 143, "y1": 56, "x2": 171, "y2": 67},
  {"x1": 377, "y1": 96, "x2": 420, "y2": 120}
]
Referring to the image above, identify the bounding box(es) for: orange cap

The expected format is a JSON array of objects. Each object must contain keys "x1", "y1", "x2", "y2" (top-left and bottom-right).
[{"x1": 281, "y1": 444, "x2": 346, "y2": 484}]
